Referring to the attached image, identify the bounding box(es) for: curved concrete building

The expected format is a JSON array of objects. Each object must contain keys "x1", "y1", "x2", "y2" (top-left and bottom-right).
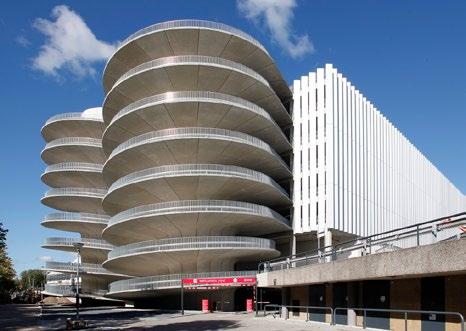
[
  {"x1": 41, "y1": 108, "x2": 125, "y2": 299},
  {"x1": 100, "y1": 20, "x2": 292, "y2": 309}
]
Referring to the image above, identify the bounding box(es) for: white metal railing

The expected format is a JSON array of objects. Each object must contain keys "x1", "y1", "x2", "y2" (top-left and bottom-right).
[
  {"x1": 43, "y1": 162, "x2": 103, "y2": 174},
  {"x1": 108, "y1": 200, "x2": 290, "y2": 228},
  {"x1": 110, "y1": 55, "x2": 270, "y2": 97},
  {"x1": 43, "y1": 188, "x2": 107, "y2": 199},
  {"x1": 107, "y1": 164, "x2": 289, "y2": 198},
  {"x1": 259, "y1": 212, "x2": 466, "y2": 273},
  {"x1": 108, "y1": 91, "x2": 276, "y2": 129},
  {"x1": 46, "y1": 273, "x2": 72, "y2": 281},
  {"x1": 108, "y1": 127, "x2": 289, "y2": 171},
  {"x1": 44, "y1": 237, "x2": 113, "y2": 250},
  {"x1": 44, "y1": 284, "x2": 109, "y2": 297},
  {"x1": 43, "y1": 137, "x2": 102, "y2": 150},
  {"x1": 118, "y1": 20, "x2": 268, "y2": 55},
  {"x1": 43, "y1": 212, "x2": 109, "y2": 224},
  {"x1": 44, "y1": 284, "x2": 75, "y2": 296},
  {"x1": 44, "y1": 261, "x2": 125, "y2": 276},
  {"x1": 108, "y1": 236, "x2": 276, "y2": 259},
  {"x1": 108, "y1": 270, "x2": 256, "y2": 293},
  {"x1": 44, "y1": 112, "x2": 103, "y2": 126}
]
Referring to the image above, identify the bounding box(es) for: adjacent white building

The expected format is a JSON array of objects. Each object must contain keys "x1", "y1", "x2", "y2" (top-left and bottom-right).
[{"x1": 292, "y1": 64, "x2": 465, "y2": 239}]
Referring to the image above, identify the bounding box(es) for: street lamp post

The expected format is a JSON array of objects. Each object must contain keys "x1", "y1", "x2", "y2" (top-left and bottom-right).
[{"x1": 72, "y1": 242, "x2": 84, "y2": 320}]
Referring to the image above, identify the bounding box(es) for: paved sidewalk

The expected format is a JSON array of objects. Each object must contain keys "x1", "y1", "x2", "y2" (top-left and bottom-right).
[{"x1": 0, "y1": 304, "x2": 40, "y2": 330}]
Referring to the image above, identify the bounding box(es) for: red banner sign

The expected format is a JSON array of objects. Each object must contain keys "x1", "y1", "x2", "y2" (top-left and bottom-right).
[{"x1": 182, "y1": 277, "x2": 256, "y2": 286}]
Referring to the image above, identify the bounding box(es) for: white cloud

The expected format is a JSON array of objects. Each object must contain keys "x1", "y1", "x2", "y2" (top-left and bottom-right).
[
  {"x1": 32, "y1": 5, "x2": 118, "y2": 79},
  {"x1": 16, "y1": 35, "x2": 31, "y2": 47},
  {"x1": 237, "y1": 0, "x2": 314, "y2": 59}
]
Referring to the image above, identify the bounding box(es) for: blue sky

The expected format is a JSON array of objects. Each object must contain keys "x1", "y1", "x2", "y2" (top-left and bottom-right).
[{"x1": 0, "y1": 0, "x2": 465, "y2": 274}]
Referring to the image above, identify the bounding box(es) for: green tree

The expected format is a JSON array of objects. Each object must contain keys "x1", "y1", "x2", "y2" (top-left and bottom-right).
[
  {"x1": 19, "y1": 269, "x2": 46, "y2": 289},
  {"x1": 0, "y1": 222, "x2": 16, "y2": 303}
]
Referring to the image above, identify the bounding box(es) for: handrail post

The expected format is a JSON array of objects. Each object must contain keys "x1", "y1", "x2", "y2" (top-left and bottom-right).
[
  {"x1": 306, "y1": 307, "x2": 309, "y2": 321},
  {"x1": 404, "y1": 312, "x2": 407, "y2": 331},
  {"x1": 416, "y1": 225, "x2": 420, "y2": 245},
  {"x1": 363, "y1": 309, "x2": 366, "y2": 329}
]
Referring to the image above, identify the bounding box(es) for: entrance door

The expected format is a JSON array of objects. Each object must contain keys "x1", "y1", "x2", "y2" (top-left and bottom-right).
[
  {"x1": 309, "y1": 284, "x2": 326, "y2": 322},
  {"x1": 421, "y1": 277, "x2": 445, "y2": 331},
  {"x1": 363, "y1": 280, "x2": 390, "y2": 330},
  {"x1": 333, "y1": 283, "x2": 348, "y2": 325},
  {"x1": 234, "y1": 287, "x2": 253, "y2": 311}
]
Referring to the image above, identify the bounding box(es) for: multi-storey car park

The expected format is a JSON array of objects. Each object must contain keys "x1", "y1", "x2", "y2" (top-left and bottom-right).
[
  {"x1": 40, "y1": 20, "x2": 466, "y2": 322},
  {"x1": 41, "y1": 108, "x2": 127, "y2": 300},
  {"x1": 99, "y1": 20, "x2": 294, "y2": 310}
]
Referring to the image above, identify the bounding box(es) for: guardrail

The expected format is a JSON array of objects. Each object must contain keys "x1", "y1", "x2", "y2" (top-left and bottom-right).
[
  {"x1": 263, "y1": 304, "x2": 333, "y2": 324},
  {"x1": 117, "y1": 19, "x2": 268, "y2": 55},
  {"x1": 108, "y1": 236, "x2": 276, "y2": 259},
  {"x1": 108, "y1": 200, "x2": 290, "y2": 228},
  {"x1": 44, "y1": 237, "x2": 113, "y2": 250},
  {"x1": 113, "y1": 55, "x2": 270, "y2": 92},
  {"x1": 108, "y1": 270, "x2": 255, "y2": 293},
  {"x1": 44, "y1": 212, "x2": 109, "y2": 224},
  {"x1": 43, "y1": 137, "x2": 102, "y2": 149},
  {"x1": 107, "y1": 164, "x2": 289, "y2": 198},
  {"x1": 258, "y1": 212, "x2": 466, "y2": 273},
  {"x1": 44, "y1": 112, "x2": 103, "y2": 125},
  {"x1": 333, "y1": 307, "x2": 464, "y2": 331},
  {"x1": 109, "y1": 127, "x2": 286, "y2": 168}
]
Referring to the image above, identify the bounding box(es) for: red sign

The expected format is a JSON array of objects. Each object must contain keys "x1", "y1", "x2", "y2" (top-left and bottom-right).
[
  {"x1": 246, "y1": 299, "x2": 253, "y2": 312},
  {"x1": 202, "y1": 299, "x2": 209, "y2": 313},
  {"x1": 182, "y1": 277, "x2": 256, "y2": 286}
]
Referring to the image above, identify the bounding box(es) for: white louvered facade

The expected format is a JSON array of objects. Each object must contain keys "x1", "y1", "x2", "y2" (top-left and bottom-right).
[{"x1": 292, "y1": 64, "x2": 466, "y2": 236}]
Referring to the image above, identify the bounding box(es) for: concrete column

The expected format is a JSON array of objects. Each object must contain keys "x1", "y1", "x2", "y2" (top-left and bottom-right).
[
  {"x1": 324, "y1": 229, "x2": 333, "y2": 262},
  {"x1": 291, "y1": 234, "x2": 297, "y2": 268},
  {"x1": 281, "y1": 287, "x2": 290, "y2": 319},
  {"x1": 347, "y1": 282, "x2": 358, "y2": 326}
]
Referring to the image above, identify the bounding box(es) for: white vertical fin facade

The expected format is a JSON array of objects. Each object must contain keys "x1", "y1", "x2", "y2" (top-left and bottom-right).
[{"x1": 292, "y1": 64, "x2": 466, "y2": 236}]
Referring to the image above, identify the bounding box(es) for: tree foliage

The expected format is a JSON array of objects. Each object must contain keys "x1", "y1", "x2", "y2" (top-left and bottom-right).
[
  {"x1": 19, "y1": 269, "x2": 46, "y2": 289},
  {"x1": 0, "y1": 222, "x2": 16, "y2": 303}
]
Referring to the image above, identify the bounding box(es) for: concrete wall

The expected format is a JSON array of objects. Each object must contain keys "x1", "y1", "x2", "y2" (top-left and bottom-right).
[
  {"x1": 288, "y1": 286, "x2": 308, "y2": 320},
  {"x1": 390, "y1": 279, "x2": 421, "y2": 331},
  {"x1": 446, "y1": 275, "x2": 466, "y2": 331},
  {"x1": 258, "y1": 239, "x2": 466, "y2": 288}
]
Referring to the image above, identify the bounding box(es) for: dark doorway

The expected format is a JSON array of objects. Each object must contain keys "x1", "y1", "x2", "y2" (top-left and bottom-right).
[
  {"x1": 421, "y1": 277, "x2": 445, "y2": 331},
  {"x1": 333, "y1": 283, "x2": 348, "y2": 325},
  {"x1": 234, "y1": 287, "x2": 253, "y2": 311},
  {"x1": 309, "y1": 284, "x2": 326, "y2": 322},
  {"x1": 363, "y1": 280, "x2": 390, "y2": 330}
]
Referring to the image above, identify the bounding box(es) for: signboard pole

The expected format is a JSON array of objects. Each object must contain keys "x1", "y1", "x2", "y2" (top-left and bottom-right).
[
  {"x1": 254, "y1": 282, "x2": 258, "y2": 316},
  {"x1": 181, "y1": 279, "x2": 184, "y2": 315}
]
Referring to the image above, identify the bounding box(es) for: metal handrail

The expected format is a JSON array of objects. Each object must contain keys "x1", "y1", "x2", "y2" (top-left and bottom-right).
[
  {"x1": 263, "y1": 304, "x2": 333, "y2": 323},
  {"x1": 43, "y1": 187, "x2": 107, "y2": 199},
  {"x1": 107, "y1": 128, "x2": 290, "y2": 175},
  {"x1": 112, "y1": 55, "x2": 270, "y2": 94},
  {"x1": 107, "y1": 91, "x2": 277, "y2": 130},
  {"x1": 108, "y1": 200, "x2": 290, "y2": 228},
  {"x1": 108, "y1": 236, "x2": 276, "y2": 259},
  {"x1": 44, "y1": 261, "x2": 126, "y2": 277},
  {"x1": 43, "y1": 137, "x2": 102, "y2": 149},
  {"x1": 258, "y1": 212, "x2": 466, "y2": 273},
  {"x1": 107, "y1": 164, "x2": 289, "y2": 198},
  {"x1": 46, "y1": 273, "x2": 73, "y2": 281},
  {"x1": 43, "y1": 212, "x2": 109, "y2": 224},
  {"x1": 44, "y1": 237, "x2": 113, "y2": 250},
  {"x1": 44, "y1": 112, "x2": 103, "y2": 125},
  {"x1": 43, "y1": 162, "x2": 103, "y2": 174},
  {"x1": 117, "y1": 19, "x2": 268, "y2": 56},
  {"x1": 108, "y1": 270, "x2": 256, "y2": 293},
  {"x1": 333, "y1": 307, "x2": 465, "y2": 331}
]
